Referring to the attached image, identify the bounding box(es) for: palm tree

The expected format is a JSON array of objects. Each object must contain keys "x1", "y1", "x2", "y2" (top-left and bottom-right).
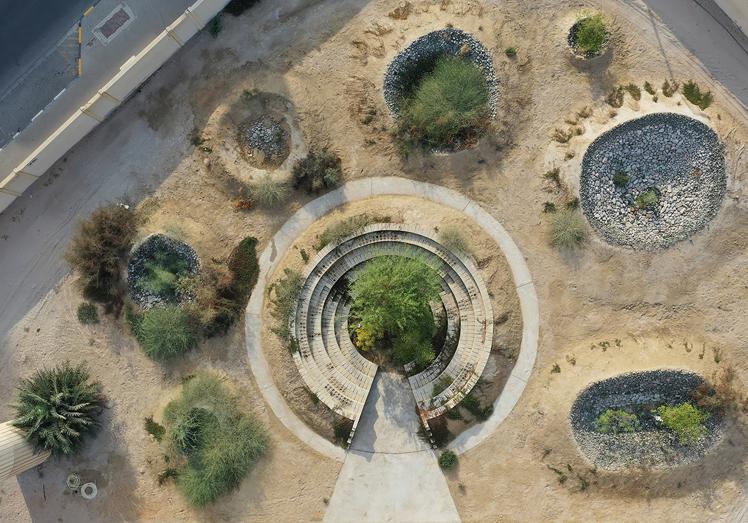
[{"x1": 12, "y1": 362, "x2": 105, "y2": 456}]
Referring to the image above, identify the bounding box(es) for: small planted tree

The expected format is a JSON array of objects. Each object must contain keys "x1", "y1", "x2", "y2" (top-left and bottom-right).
[
  {"x1": 12, "y1": 362, "x2": 105, "y2": 456},
  {"x1": 438, "y1": 449, "x2": 458, "y2": 470},
  {"x1": 573, "y1": 15, "x2": 608, "y2": 56}
]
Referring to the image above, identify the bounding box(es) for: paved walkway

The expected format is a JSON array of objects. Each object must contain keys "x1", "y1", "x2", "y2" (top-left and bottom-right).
[
  {"x1": 324, "y1": 372, "x2": 460, "y2": 522},
  {"x1": 245, "y1": 177, "x2": 539, "y2": 461}
]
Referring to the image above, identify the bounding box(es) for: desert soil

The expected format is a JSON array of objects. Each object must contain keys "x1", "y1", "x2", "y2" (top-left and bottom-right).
[{"x1": 0, "y1": 0, "x2": 747, "y2": 522}]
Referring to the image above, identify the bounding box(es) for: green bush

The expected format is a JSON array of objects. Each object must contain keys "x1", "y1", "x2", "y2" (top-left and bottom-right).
[
  {"x1": 596, "y1": 409, "x2": 639, "y2": 434},
  {"x1": 662, "y1": 80, "x2": 679, "y2": 97},
  {"x1": 350, "y1": 256, "x2": 441, "y2": 366},
  {"x1": 137, "y1": 305, "x2": 196, "y2": 361},
  {"x1": 144, "y1": 415, "x2": 166, "y2": 442},
  {"x1": 505, "y1": 47, "x2": 517, "y2": 58},
  {"x1": 574, "y1": 15, "x2": 608, "y2": 56},
  {"x1": 12, "y1": 362, "x2": 105, "y2": 456},
  {"x1": 635, "y1": 189, "x2": 659, "y2": 209},
  {"x1": 682, "y1": 81, "x2": 714, "y2": 110},
  {"x1": 438, "y1": 449, "x2": 458, "y2": 470},
  {"x1": 66, "y1": 204, "x2": 137, "y2": 306},
  {"x1": 77, "y1": 302, "x2": 99, "y2": 324},
  {"x1": 550, "y1": 209, "x2": 587, "y2": 249},
  {"x1": 624, "y1": 83, "x2": 641, "y2": 101},
  {"x1": 316, "y1": 214, "x2": 391, "y2": 250},
  {"x1": 252, "y1": 175, "x2": 289, "y2": 208},
  {"x1": 398, "y1": 56, "x2": 489, "y2": 149},
  {"x1": 136, "y1": 250, "x2": 192, "y2": 301},
  {"x1": 656, "y1": 403, "x2": 709, "y2": 443},
  {"x1": 269, "y1": 268, "x2": 304, "y2": 342},
  {"x1": 163, "y1": 374, "x2": 268, "y2": 506},
  {"x1": 292, "y1": 149, "x2": 342, "y2": 194},
  {"x1": 438, "y1": 226, "x2": 470, "y2": 254},
  {"x1": 613, "y1": 171, "x2": 630, "y2": 187}
]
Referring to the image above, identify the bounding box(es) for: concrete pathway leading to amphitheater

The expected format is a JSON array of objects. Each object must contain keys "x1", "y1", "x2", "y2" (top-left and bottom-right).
[{"x1": 324, "y1": 371, "x2": 460, "y2": 522}]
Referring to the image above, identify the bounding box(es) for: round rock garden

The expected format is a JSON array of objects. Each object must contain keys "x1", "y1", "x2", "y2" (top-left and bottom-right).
[
  {"x1": 580, "y1": 113, "x2": 726, "y2": 249},
  {"x1": 383, "y1": 28, "x2": 498, "y2": 150},
  {"x1": 570, "y1": 369, "x2": 724, "y2": 470}
]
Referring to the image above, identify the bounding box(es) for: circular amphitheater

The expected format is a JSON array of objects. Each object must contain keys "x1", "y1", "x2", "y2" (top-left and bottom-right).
[{"x1": 292, "y1": 224, "x2": 493, "y2": 443}]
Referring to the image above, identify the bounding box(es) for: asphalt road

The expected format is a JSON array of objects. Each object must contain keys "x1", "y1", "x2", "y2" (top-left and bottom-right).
[{"x1": 0, "y1": 0, "x2": 92, "y2": 95}]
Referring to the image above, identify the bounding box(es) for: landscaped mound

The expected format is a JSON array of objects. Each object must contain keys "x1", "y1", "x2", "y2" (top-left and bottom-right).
[
  {"x1": 383, "y1": 28, "x2": 498, "y2": 150},
  {"x1": 570, "y1": 370, "x2": 724, "y2": 470},
  {"x1": 579, "y1": 113, "x2": 726, "y2": 249},
  {"x1": 127, "y1": 234, "x2": 199, "y2": 308}
]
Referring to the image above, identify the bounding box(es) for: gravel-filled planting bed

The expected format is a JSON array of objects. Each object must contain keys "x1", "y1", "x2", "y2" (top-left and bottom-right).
[
  {"x1": 383, "y1": 28, "x2": 498, "y2": 116},
  {"x1": 238, "y1": 115, "x2": 291, "y2": 168},
  {"x1": 127, "y1": 234, "x2": 199, "y2": 308},
  {"x1": 580, "y1": 113, "x2": 726, "y2": 249},
  {"x1": 570, "y1": 370, "x2": 724, "y2": 470}
]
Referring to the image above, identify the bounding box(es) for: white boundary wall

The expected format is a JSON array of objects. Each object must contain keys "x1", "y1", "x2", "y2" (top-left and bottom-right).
[{"x1": 0, "y1": 0, "x2": 230, "y2": 213}]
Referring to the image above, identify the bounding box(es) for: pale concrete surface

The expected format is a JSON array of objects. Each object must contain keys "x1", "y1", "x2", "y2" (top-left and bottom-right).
[
  {"x1": 324, "y1": 372, "x2": 460, "y2": 523},
  {"x1": 246, "y1": 178, "x2": 538, "y2": 460},
  {"x1": 714, "y1": 0, "x2": 748, "y2": 34}
]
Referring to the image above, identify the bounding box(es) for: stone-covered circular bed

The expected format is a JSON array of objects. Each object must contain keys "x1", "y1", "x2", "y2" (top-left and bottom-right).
[
  {"x1": 237, "y1": 115, "x2": 291, "y2": 169},
  {"x1": 570, "y1": 370, "x2": 724, "y2": 470},
  {"x1": 383, "y1": 28, "x2": 498, "y2": 150},
  {"x1": 127, "y1": 234, "x2": 199, "y2": 308},
  {"x1": 580, "y1": 113, "x2": 726, "y2": 249}
]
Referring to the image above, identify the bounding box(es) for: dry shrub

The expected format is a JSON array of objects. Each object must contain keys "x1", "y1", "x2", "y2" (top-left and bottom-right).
[{"x1": 693, "y1": 366, "x2": 748, "y2": 415}]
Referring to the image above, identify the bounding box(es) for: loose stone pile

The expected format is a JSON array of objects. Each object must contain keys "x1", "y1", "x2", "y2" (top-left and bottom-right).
[
  {"x1": 580, "y1": 113, "x2": 726, "y2": 249},
  {"x1": 570, "y1": 370, "x2": 723, "y2": 470},
  {"x1": 238, "y1": 116, "x2": 290, "y2": 166},
  {"x1": 383, "y1": 28, "x2": 499, "y2": 117},
  {"x1": 127, "y1": 234, "x2": 199, "y2": 308}
]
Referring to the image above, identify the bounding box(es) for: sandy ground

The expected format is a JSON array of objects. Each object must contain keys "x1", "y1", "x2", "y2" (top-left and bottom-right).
[{"x1": 0, "y1": 0, "x2": 747, "y2": 521}]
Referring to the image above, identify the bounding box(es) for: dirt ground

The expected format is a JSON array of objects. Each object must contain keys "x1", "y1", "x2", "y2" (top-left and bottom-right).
[{"x1": 1, "y1": 0, "x2": 747, "y2": 521}]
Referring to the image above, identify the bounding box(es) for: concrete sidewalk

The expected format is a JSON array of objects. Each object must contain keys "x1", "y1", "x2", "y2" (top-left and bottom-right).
[{"x1": 715, "y1": 0, "x2": 748, "y2": 35}]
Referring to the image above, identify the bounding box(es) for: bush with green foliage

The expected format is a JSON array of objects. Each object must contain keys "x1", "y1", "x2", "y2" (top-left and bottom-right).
[
  {"x1": 145, "y1": 415, "x2": 166, "y2": 442},
  {"x1": 438, "y1": 449, "x2": 458, "y2": 470},
  {"x1": 77, "y1": 302, "x2": 99, "y2": 324},
  {"x1": 550, "y1": 209, "x2": 587, "y2": 249},
  {"x1": 136, "y1": 250, "x2": 192, "y2": 302},
  {"x1": 662, "y1": 80, "x2": 679, "y2": 97},
  {"x1": 596, "y1": 409, "x2": 639, "y2": 434},
  {"x1": 682, "y1": 81, "x2": 714, "y2": 110},
  {"x1": 397, "y1": 55, "x2": 490, "y2": 149},
  {"x1": 624, "y1": 83, "x2": 641, "y2": 101},
  {"x1": 269, "y1": 268, "x2": 304, "y2": 342},
  {"x1": 66, "y1": 204, "x2": 137, "y2": 306},
  {"x1": 163, "y1": 374, "x2": 268, "y2": 506},
  {"x1": 252, "y1": 175, "x2": 289, "y2": 208},
  {"x1": 316, "y1": 214, "x2": 391, "y2": 250},
  {"x1": 136, "y1": 305, "x2": 196, "y2": 361},
  {"x1": 292, "y1": 149, "x2": 342, "y2": 194},
  {"x1": 438, "y1": 226, "x2": 470, "y2": 254},
  {"x1": 12, "y1": 362, "x2": 105, "y2": 456},
  {"x1": 635, "y1": 189, "x2": 659, "y2": 209},
  {"x1": 350, "y1": 256, "x2": 441, "y2": 366},
  {"x1": 656, "y1": 403, "x2": 709, "y2": 444},
  {"x1": 505, "y1": 47, "x2": 517, "y2": 57},
  {"x1": 573, "y1": 15, "x2": 608, "y2": 56},
  {"x1": 613, "y1": 171, "x2": 630, "y2": 187}
]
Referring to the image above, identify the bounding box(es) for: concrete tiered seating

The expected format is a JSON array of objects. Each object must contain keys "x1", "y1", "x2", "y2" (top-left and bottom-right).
[{"x1": 290, "y1": 224, "x2": 493, "y2": 438}]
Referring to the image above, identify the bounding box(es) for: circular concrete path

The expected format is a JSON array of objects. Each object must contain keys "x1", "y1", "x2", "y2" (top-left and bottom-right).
[{"x1": 244, "y1": 177, "x2": 539, "y2": 461}]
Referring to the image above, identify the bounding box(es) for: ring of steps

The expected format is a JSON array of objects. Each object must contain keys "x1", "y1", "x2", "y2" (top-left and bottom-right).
[{"x1": 291, "y1": 224, "x2": 493, "y2": 440}]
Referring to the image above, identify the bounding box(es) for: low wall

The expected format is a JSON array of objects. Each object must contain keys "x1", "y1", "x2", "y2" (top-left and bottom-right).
[{"x1": 0, "y1": 0, "x2": 231, "y2": 214}]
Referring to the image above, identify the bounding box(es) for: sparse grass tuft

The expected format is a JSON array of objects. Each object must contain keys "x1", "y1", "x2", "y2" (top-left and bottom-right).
[
  {"x1": 682, "y1": 81, "x2": 713, "y2": 109},
  {"x1": 606, "y1": 86, "x2": 624, "y2": 108},
  {"x1": 269, "y1": 268, "x2": 304, "y2": 342},
  {"x1": 550, "y1": 209, "x2": 587, "y2": 249},
  {"x1": 438, "y1": 226, "x2": 470, "y2": 254},
  {"x1": 77, "y1": 302, "x2": 99, "y2": 324},
  {"x1": 316, "y1": 214, "x2": 391, "y2": 250},
  {"x1": 662, "y1": 80, "x2": 679, "y2": 97},
  {"x1": 644, "y1": 81, "x2": 656, "y2": 95},
  {"x1": 624, "y1": 83, "x2": 641, "y2": 101},
  {"x1": 251, "y1": 175, "x2": 289, "y2": 208},
  {"x1": 136, "y1": 305, "x2": 197, "y2": 361}
]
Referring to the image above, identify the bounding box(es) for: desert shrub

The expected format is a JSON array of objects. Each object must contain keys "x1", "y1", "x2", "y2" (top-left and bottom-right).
[
  {"x1": 662, "y1": 79, "x2": 679, "y2": 97},
  {"x1": 251, "y1": 175, "x2": 289, "y2": 208},
  {"x1": 292, "y1": 149, "x2": 342, "y2": 194},
  {"x1": 566, "y1": 197, "x2": 580, "y2": 210},
  {"x1": 316, "y1": 213, "x2": 391, "y2": 250},
  {"x1": 624, "y1": 83, "x2": 641, "y2": 101},
  {"x1": 543, "y1": 202, "x2": 557, "y2": 213},
  {"x1": 136, "y1": 250, "x2": 192, "y2": 302},
  {"x1": 438, "y1": 226, "x2": 470, "y2": 254},
  {"x1": 77, "y1": 302, "x2": 99, "y2": 324},
  {"x1": 550, "y1": 209, "x2": 587, "y2": 249},
  {"x1": 12, "y1": 362, "x2": 105, "y2": 456},
  {"x1": 438, "y1": 449, "x2": 458, "y2": 470},
  {"x1": 163, "y1": 374, "x2": 268, "y2": 506},
  {"x1": 145, "y1": 415, "x2": 166, "y2": 442},
  {"x1": 137, "y1": 305, "x2": 197, "y2": 361},
  {"x1": 682, "y1": 80, "x2": 714, "y2": 109},
  {"x1": 66, "y1": 204, "x2": 137, "y2": 307},
  {"x1": 613, "y1": 171, "x2": 630, "y2": 187},
  {"x1": 693, "y1": 367, "x2": 748, "y2": 414},
  {"x1": 397, "y1": 55, "x2": 490, "y2": 149},
  {"x1": 635, "y1": 189, "x2": 659, "y2": 209},
  {"x1": 596, "y1": 409, "x2": 639, "y2": 434},
  {"x1": 573, "y1": 15, "x2": 608, "y2": 56},
  {"x1": 655, "y1": 403, "x2": 709, "y2": 444},
  {"x1": 350, "y1": 256, "x2": 441, "y2": 366},
  {"x1": 644, "y1": 81, "x2": 656, "y2": 95},
  {"x1": 269, "y1": 268, "x2": 304, "y2": 342},
  {"x1": 223, "y1": 0, "x2": 260, "y2": 16},
  {"x1": 505, "y1": 47, "x2": 517, "y2": 57},
  {"x1": 606, "y1": 86, "x2": 624, "y2": 108}
]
